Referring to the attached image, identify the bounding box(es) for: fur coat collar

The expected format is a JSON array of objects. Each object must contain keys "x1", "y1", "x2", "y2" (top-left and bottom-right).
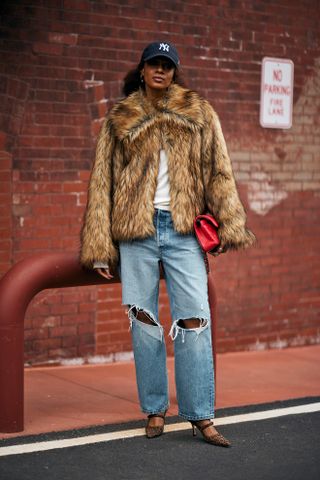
[
  {"x1": 80, "y1": 83, "x2": 255, "y2": 269},
  {"x1": 109, "y1": 84, "x2": 205, "y2": 140}
]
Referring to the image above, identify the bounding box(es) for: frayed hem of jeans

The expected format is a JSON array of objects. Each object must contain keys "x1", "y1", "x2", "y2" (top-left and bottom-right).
[
  {"x1": 141, "y1": 405, "x2": 169, "y2": 415},
  {"x1": 178, "y1": 412, "x2": 215, "y2": 421}
]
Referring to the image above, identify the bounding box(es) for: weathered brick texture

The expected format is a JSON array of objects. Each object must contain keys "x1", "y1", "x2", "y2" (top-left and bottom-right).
[{"x1": 0, "y1": 1, "x2": 319, "y2": 364}]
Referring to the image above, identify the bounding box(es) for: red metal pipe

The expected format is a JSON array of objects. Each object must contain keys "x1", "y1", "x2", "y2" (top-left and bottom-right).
[
  {"x1": 0, "y1": 253, "x2": 119, "y2": 433},
  {"x1": 0, "y1": 253, "x2": 217, "y2": 433}
]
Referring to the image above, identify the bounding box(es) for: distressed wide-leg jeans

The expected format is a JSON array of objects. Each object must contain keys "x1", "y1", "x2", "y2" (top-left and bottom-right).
[{"x1": 118, "y1": 208, "x2": 215, "y2": 421}]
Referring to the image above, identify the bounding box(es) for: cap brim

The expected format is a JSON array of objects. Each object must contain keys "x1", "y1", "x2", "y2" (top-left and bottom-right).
[{"x1": 143, "y1": 53, "x2": 179, "y2": 67}]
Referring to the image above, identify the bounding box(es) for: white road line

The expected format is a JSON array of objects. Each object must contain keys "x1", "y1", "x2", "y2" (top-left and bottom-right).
[{"x1": 0, "y1": 402, "x2": 319, "y2": 457}]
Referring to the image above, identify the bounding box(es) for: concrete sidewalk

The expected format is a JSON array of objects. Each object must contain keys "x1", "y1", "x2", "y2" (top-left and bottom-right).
[{"x1": 1, "y1": 344, "x2": 319, "y2": 439}]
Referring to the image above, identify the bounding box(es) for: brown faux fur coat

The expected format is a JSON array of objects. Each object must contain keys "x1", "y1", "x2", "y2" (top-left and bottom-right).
[{"x1": 80, "y1": 83, "x2": 255, "y2": 269}]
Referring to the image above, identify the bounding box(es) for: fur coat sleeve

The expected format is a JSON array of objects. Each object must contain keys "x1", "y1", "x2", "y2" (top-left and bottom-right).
[
  {"x1": 201, "y1": 101, "x2": 255, "y2": 250},
  {"x1": 80, "y1": 117, "x2": 119, "y2": 269}
]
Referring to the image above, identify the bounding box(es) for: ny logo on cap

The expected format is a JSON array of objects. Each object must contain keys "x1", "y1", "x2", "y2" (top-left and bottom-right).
[{"x1": 159, "y1": 43, "x2": 169, "y2": 52}]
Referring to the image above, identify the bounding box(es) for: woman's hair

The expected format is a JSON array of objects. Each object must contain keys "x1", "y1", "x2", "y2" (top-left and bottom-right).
[{"x1": 122, "y1": 60, "x2": 185, "y2": 97}]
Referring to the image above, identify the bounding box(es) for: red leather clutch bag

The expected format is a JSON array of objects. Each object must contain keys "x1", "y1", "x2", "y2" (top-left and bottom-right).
[{"x1": 193, "y1": 214, "x2": 220, "y2": 253}]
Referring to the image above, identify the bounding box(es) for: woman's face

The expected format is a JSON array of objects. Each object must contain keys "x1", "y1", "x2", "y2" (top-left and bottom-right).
[{"x1": 141, "y1": 56, "x2": 175, "y2": 91}]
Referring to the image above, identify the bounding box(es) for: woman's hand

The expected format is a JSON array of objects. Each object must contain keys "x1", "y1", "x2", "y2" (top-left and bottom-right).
[{"x1": 96, "y1": 267, "x2": 114, "y2": 279}]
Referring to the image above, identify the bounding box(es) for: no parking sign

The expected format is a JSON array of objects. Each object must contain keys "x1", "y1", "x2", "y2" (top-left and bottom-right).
[{"x1": 260, "y1": 57, "x2": 294, "y2": 129}]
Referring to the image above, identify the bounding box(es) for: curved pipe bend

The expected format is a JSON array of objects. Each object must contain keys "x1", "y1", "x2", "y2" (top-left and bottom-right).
[{"x1": 0, "y1": 253, "x2": 119, "y2": 433}]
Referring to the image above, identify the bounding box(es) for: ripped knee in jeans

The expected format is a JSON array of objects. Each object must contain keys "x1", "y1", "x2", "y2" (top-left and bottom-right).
[
  {"x1": 126, "y1": 304, "x2": 164, "y2": 341},
  {"x1": 130, "y1": 306, "x2": 157, "y2": 326},
  {"x1": 169, "y1": 317, "x2": 209, "y2": 343},
  {"x1": 178, "y1": 318, "x2": 208, "y2": 329}
]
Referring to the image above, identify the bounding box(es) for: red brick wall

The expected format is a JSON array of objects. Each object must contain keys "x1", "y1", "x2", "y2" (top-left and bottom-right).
[{"x1": 0, "y1": 1, "x2": 319, "y2": 364}]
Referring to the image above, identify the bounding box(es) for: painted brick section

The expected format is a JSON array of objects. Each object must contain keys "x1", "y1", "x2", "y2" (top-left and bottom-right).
[
  {"x1": 0, "y1": 1, "x2": 319, "y2": 364},
  {"x1": 48, "y1": 33, "x2": 78, "y2": 46}
]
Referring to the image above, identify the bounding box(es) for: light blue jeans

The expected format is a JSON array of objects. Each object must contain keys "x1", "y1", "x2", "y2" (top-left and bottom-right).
[{"x1": 118, "y1": 208, "x2": 215, "y2": 421}]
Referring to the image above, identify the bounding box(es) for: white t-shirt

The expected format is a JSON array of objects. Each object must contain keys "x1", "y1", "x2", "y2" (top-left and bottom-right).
[{"x1": 153, "y1": 149, "x2": 171, "y2": 211}]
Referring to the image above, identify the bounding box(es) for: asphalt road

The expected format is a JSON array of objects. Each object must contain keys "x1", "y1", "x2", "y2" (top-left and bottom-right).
[{"x1": 0, "y1": 397, "x2": 319, "y2": 480}]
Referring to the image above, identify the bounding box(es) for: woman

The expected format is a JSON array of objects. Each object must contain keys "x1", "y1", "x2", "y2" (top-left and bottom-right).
[{"x1": 80, "y1": 41, "x2": 255, "y2": 447}]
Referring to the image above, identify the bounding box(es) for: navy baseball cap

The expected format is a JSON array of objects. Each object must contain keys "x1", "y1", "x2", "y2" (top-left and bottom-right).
[{"x1": 140, "y1": 41, "x2": 180, "y2": 67}]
